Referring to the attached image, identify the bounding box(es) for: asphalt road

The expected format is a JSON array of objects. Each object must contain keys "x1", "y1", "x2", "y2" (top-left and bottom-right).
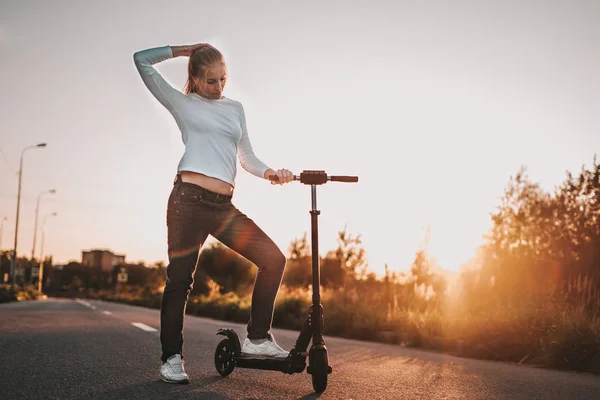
[{"x1": 1, "y1": 297, "x2": 599, "y2": 399}]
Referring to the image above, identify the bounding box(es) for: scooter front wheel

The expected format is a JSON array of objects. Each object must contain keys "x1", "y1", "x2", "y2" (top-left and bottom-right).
[
  {"x1": 214, "y1": 338, "x2": 236, "y2": 376},
  {"x1": 309, "y1": 349, "x2": 328, "y2": 393}
]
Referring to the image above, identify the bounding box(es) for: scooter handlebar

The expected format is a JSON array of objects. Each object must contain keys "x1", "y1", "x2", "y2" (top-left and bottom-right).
[
  {"x1": 268, "y1": 170, "x2": 359, "y2": 184},
  {"x1": 330, "y1": 176, "x2": 358, "y2": 183}
]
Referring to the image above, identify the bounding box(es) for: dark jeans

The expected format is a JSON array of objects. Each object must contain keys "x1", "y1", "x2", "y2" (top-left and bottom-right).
[{"x1": 160, "y1": 175, "x2": 287, "y2": 362}]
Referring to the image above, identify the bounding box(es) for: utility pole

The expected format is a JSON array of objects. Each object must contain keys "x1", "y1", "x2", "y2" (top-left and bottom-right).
[
  {"x1": 32, "y1": 189, "x2": 56, "y2": 260},
  {"x1": 0, "y1": 216, "x2": 7, "y2": 250},
  {"x1": 38, "y1": 212, "x2": 57, "y2": 294},
  {"x1": 11, "y1": 143, "x2": 47, "y2": 291}
]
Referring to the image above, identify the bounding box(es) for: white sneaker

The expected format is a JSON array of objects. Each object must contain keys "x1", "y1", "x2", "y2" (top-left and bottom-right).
[
  {"x1": 242, "y1": 334, "x2": 289, "y2": 358},
  {"x1": 160, "y1": 354, "x2": 190, "y2": 384}
]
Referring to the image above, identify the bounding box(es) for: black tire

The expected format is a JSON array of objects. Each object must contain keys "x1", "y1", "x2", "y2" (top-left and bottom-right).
[
  {"x1": 310, "y1": 350, "x2": 328, "y2": 393},
  {"x1": 214, "y1": 338, "x2": 236, "y2": 377}
]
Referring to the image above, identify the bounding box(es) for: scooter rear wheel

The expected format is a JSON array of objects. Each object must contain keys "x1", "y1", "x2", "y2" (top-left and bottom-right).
[{"x1": 214, "y1": 338, "x2": 236, "y2": 376}]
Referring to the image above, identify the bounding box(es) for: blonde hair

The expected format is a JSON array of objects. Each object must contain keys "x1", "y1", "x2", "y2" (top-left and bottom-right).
[{"x1": 184, "y1": 46, "x2": 226, "y2": 95}]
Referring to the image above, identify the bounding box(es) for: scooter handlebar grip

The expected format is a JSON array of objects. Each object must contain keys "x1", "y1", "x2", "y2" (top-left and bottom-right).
[
  {"x1": 268, "y1": 175, "x2": 299, "y2": 182},
  {"x1": 269, "y1": 174, "x2": 357, "y2": 183},
  {"x1": 331, "y1": 176, "x2": 359, "y2": 183}
]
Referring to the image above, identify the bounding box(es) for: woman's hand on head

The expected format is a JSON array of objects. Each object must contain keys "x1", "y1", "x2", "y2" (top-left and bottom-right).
[
  {"x1": 188, "y1": 43, "x2": 213, "y2": 55},
  {"x1": 171, "y1": 43, "x2": 213, "y2": 57}
]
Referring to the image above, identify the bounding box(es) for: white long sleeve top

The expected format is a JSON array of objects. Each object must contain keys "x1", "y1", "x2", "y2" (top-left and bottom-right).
[{"x1": 133, "y1": 46, "x2": 271, "y2": 187}]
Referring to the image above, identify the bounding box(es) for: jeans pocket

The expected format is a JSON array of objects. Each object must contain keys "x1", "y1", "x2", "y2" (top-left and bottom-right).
[{"x1": 176, "y1": 185, "x2": 205, "y2": 205}]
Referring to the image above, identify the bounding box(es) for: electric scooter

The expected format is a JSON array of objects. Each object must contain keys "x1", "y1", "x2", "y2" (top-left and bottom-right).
[{"x1": 213, "y1": 170, "x2": 358, "y2": 393}]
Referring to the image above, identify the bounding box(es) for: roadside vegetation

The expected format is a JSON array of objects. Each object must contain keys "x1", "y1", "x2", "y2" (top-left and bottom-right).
[{"x1": 3, "y1": 155, "x2": 599, "y2": 373}]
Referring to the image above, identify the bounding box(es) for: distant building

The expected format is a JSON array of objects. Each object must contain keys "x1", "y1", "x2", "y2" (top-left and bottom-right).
[{"x1": 82, "y1": 249, "x2": 126, "y2": 272}]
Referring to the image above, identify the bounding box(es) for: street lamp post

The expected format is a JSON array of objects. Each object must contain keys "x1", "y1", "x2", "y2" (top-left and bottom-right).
[
  {"x1": 1, "y1": 217, "x2": 6, "y2": 283},
  {"x1": 32, "y1": 189, "x2": 56, "y2": 260},
  {"x1": 0, "y1": 216, "x2": 7, "y2": 250},
  {"x1": 11, "y1": 142, "x2": 47, "y2": 291},
  {"x1": 38, "y1": 212, "x2": 57, "y2": 294}
]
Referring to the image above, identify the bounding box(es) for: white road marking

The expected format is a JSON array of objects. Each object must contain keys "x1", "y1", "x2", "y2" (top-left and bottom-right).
[
  {"x1": 131, "y1": 322, "x2": 158, "y2": 332},
  {"x1": 75, "y1": 298, "x2": 92, "y2": 307},
  {"x1": 76, "y1": 300, "x2": 156, "y2": 332}
]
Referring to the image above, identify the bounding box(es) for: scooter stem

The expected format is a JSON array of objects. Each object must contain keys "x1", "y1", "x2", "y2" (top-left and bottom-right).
[
  {"x1": 310, "y1": 184, "x2": 320, "y2": 304},
  {"x1": 310, "y1": 184, "x2": 324, "y2": 345}
]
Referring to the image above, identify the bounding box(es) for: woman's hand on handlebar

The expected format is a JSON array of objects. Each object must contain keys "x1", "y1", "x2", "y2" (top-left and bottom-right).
[{"x1": 265, "y1": 168, "x2": 294, "y2": 185}]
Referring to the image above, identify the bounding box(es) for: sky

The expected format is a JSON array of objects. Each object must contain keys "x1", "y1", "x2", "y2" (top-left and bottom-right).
[{"x1": 1, "y1": 0, "x2": 599, "y2": 277}]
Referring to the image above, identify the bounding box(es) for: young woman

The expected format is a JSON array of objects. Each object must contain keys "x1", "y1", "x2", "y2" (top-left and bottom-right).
[{"x1": 134, "y1": 42, "x2": 293, "y2": 384}]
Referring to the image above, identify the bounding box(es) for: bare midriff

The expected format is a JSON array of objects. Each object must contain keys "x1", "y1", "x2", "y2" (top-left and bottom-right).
[{"x1": 180, "y1": 171, "x2": 234, "y2": 195}]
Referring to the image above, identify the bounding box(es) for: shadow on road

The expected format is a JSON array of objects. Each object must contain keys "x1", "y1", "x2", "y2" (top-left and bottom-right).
[
  {"x1": 242, "y1": 393, "x2": 322, "y2": 400},
  {"x1": 296, "y1": 393, "x2": 322, "y2": 400},
  {"x1": 88, "y1": 375, "x2": 322, "y2": 400},
  {"x1": 88, "y1": 376, "x2": 230, "y2": 399}
]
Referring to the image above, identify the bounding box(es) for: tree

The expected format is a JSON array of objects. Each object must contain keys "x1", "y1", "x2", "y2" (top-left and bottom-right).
[
  {"x1": 479, "y1": 155, "x2": 600, "y2": 299},
  {"x1": 326, "y1": 225, "x2": 368, "y2": 281},
  {"x1": 321, "y1": 256, "x2": 346, "y2": 287},
  {"x1": 282, "y1": 256, "x2": 311, "y2": 288},
  {"x1": 287, "y1": 233, "x2": 309, "y2": 260},
  {"x1": 411, "y1": 248, "x2": 432, "y2": 288},
  {"x1": 409, "y1": 227, "x2": 446, "y2": 301},
  {"x1": 552, "y1": 157, "x2": 600, "y2": 281},
  {"x1": 196, "y1": 242, "x2": 256, "y2": 295},
  {"x1": 483, "y1": 166, "x2": 554, "y2": 295}
]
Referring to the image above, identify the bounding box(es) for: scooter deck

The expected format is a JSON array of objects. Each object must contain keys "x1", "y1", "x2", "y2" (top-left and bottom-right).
[
  {"x1": 238, "y1": 353, "x2": 288, "y2": 360},
  {"x1": 235, "y1": 353, "x2": 306, "y2": 374}
]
